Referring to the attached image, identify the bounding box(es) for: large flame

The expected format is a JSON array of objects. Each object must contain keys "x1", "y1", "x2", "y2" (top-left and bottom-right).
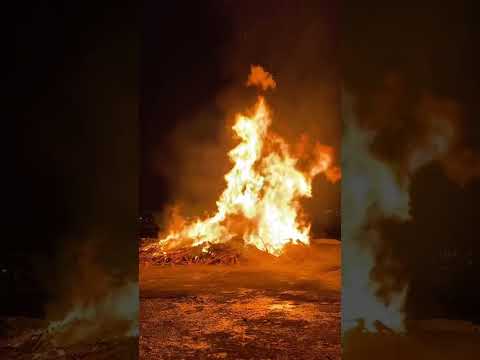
[{"x1": 155, "y1": 95, "x2": 339, "y2": 256}]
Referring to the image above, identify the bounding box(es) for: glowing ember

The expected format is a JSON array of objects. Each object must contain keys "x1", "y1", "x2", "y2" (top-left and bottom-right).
[{"x1": 151, "y1": 68, "x2": 340, "y2": 256}]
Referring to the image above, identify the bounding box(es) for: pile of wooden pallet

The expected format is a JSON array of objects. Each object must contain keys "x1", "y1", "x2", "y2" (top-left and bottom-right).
[{"x1": 139, "y1": 242, "x2": 241, "y2": 265}]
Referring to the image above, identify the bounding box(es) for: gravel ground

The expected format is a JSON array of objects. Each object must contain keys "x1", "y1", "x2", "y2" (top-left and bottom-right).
[{"x1": 140, "y1": 241, "x2": 341, "y2": 360}]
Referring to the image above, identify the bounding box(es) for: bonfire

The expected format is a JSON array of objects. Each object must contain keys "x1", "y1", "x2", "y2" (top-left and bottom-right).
[{"x1": 141, "y1": 66, "x2": 340, "y2": 265}]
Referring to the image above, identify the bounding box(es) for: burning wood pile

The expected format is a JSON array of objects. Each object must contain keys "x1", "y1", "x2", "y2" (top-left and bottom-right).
[
  {"x1": 141, "y1": 66, "x2": 341, "y2": 263},
  {"x1": 139, "y1": 238, "x2": 341, "y2": 269},
  {"x1": 140, "y1": 242, "x2": 241, "y2": 265},
  {"x1": 139, "y1": 239, "x2": 278, "y2": 266}
]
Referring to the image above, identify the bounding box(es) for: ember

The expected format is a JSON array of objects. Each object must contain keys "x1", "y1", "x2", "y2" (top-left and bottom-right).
[
  {"x1": 140, "y1": 242, "x2": 242, "y2": 266},
  {"x1": 140, "y1": 240, "x2": 279, "y2": 266}
]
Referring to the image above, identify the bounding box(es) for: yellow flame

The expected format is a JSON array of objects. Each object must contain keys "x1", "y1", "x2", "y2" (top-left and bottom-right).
[{"x1": 156, "y1": 96, "x2": 339, "y2": 255}]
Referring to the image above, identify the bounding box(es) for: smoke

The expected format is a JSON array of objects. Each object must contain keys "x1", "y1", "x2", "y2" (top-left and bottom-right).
[
  {"x1": 152, "y1": 111, "x2": 233, "y2": 222},
  {"x1": 45, "y1": 240, "x2": 138, "y2": 345}
]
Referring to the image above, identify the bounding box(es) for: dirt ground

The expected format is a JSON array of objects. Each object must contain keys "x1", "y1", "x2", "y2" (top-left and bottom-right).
[{"x1": 140, "y1": 240, "x2": 341, "y2": 360}]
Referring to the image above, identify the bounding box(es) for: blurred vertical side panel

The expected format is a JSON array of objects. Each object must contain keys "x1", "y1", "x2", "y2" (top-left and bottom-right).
[
  {"x1": 342, "y1": 1, "x2": 480, "y2": 359},
  {"x1": 1, "y1": 2, "x2": 139, "y2": 358}
]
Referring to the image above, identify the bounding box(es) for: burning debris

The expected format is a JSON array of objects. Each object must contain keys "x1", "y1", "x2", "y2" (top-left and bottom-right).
[
  {"x1": 139, "y1": 238, "x2": 292, "y2": 266},
  {"x1": 140, "y1": 238, "x2": 342, "y2": 272},
  {"x1": 145, "y1": 66, "x2": 340, "y2": 259},
  {"x1": 141, "y1": 242, "x2": 243, "y2": 266}
]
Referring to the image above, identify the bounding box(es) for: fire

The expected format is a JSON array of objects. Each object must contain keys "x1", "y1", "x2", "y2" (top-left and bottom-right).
[{"x1": 153, "y1": 77, "x2": 339, "y2": 255}]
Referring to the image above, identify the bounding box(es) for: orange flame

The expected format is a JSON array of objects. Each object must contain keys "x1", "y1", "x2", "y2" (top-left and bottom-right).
[{"x1": 246, "y1": 65, "x2": 277, "y2": 91}]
